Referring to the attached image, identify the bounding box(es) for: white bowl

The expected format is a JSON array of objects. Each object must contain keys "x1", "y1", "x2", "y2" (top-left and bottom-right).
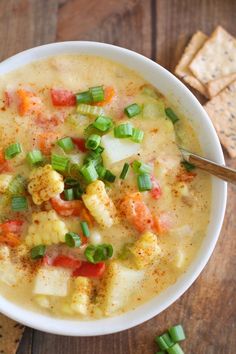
[{"x1": 0, "y1": 42, "x2": 227, "y2": 336}]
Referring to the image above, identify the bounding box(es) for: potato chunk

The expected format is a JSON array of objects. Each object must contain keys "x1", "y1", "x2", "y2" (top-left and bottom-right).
[
  {"x1": 97, "y1": 261, "x2": 144, "y2": 315},
  {"x1": 33, "y1": 266, "x2": 71, "y2": 296}
]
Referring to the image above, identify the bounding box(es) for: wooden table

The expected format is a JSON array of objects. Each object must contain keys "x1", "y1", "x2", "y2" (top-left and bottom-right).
[{"x1": 0, "y1": 0, "x2": 235, "y2": 353}]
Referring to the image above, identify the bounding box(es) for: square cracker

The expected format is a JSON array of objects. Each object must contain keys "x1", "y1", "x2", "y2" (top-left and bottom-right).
[
  {"x1": 0, "y1": 314, "x2": 24, "y2": 354},
  {"x1": 204, "y1": 80, "x2": 236, "y2": 158},
  {"x1": 175, "y1": 31, "x2": 208, "y2": 97},
  {"x1": 190, "y1": 26, "x2": 236, "y2": 84},
  {"x1": 207, "y1": 73, "x2": 236, "y2": 98}
]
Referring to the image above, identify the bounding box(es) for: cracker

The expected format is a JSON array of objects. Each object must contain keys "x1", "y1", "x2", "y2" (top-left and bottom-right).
[
  {"x1": 175, "y1": 31, "x2": 208, "y2": 97},
  {"x1": 190, "y1": 26, "x2": 236, "y2": 84},
  {"x1": 0, "y1": 314, "x2": 24, "y2": 354},
  {"x1": 204, "y1": 80, "x2": 236, "y2": 158},
  {"x1": 207, "y1": 73, "x2": 236, "y2": 97}
]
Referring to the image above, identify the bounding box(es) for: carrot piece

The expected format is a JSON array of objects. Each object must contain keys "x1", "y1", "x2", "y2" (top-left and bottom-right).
[
  {"x1": 152, "y1": 213, "x2": 172, "y2": 235},
  {"x1": 0, "y1": 232, "x2": 21, "y2": 247},
  {"x1": 119, "y1": 192, "x2": 154, "y2": 233},
  {"x1": 50, "y1": 195, "x2": 84, "y2": 217},
  {"x1": 17, "y1": 89, "x2": 42, "y2": 116},
  {"x1": 96, "y1": 87, "x2": 115, "y2": 106},
  {"x1": 0, "y1": 150, "x2": 12, "y2": 173},
  {"x1": 80, "y1": 207, "x2": 94, "y2": 228},
  {"x1": 38, "y1": 131, "x2": 58, "y2": 155}
]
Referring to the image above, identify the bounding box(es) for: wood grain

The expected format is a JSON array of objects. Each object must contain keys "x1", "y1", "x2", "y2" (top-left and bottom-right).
[
  {"x1": 57, "y1": 0, "x2": 152, "y2": 57},
  {"x1": 0, "y1": 0, "x2": 58, "y2": 62},
  {"x1": 0, "y1": 0, "x2": 234, "y2": 353}
]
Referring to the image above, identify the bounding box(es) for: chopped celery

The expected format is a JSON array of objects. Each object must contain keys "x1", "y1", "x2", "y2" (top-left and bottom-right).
[
  {"x1": 142, "y1": 100, "x2": 165, "y2": 119},
  {"x1": 142, "y1": 85, "x2": 158, "y2": 98},
  {"x1": 77, "y1": 104, "x2": 104, "y2": 117}
]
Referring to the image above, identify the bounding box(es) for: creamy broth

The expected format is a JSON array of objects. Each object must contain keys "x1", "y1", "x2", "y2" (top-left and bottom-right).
[{"x1": 0, "y1": 55, "x2": 211, "y2": 319}]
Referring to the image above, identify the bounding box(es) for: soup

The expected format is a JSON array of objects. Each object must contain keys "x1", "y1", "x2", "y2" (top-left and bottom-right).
[{"x1": 0, "y1": 55, "x2": 211, "y2": 319}]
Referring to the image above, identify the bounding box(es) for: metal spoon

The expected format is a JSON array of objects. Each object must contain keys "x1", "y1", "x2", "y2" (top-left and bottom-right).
[{"x1": 179, "y1": 148, "x2": 236, "y2": 184}]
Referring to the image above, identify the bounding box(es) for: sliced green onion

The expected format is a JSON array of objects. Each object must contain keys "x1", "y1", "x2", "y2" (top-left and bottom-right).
[
  {"x1": 137, "y1": 173, "x2": 152, "y2": 191},
  {"x1": 8, "y1": 175, "x2": 25, "y2": 195},
  {"x1": 57, "y1": 137, "x2": 74, "y2": 153},
  {"x1": 76, "y1": 91, "x2": 92, "y2": 104},
  {"x1": 77, "y1": 104, "x2": 104, "y2": 117},
  {"x1": 167, "y1": 343, "x2": 184, "y2": 354},
  {"x1": 181, "y1": 160, "x2": 195, "y2": 172},
  {"x1": 80, "y1": 221, "x2": 90, "y2": 237},
  {"x1": 124, "y1": 103, "x2": 141, "y2": 118},
  {"x1": 5, "y1": 143, "x2": 22, "y2": 160},
  {"x1": 94, "y1": 146, "x2": 104, "y2": 154},
  {"x1": 66, "y1": 162, "x2": 81, "y2": 179},
  {"x1": 86, "y1": 134, "x2": 101, "y2": 150},
  {"x1": 120, "y1": 163, "x2": 130, "y2": 179},
  {"x1": 26, "y1": 149, "x2": 43, "y2": 166},
  {"x1": 65, "y1": 232, "x2": 81, "y2": 248},
  {"x1": 104, "y1": 170, "x2": 116, "y2": 183},
  {"x1": 155, "y1": 333, "x2": 174, "y2": 350},
  {"x1": 85, "y1": 244, "x2": 113, "y2": 263},
  {"x1": 132, "y1": 128, "x2": 144, "y2": 143},
  {"x1": 73, "y1": 185, "x2": 84, "y2": 199},
  {"x1": 90, "y1": 86, "x2": 104, "y2": 102},
  {"x1": 51, "y1": 154, "x2": 69, "y2": 173},
  {"x1": 11, "y1": 196, "x2": 28, "y2": 211},
  {"x1": 80, "y1": 163, "x2": 98, "y2": 183},
  {"x1": 93, "y1": 116, "x2": 113, "y2": 132},
  {"x1": 64, "y1": 188, "x2": 74, "y2": 201},
  {"x1": 84, "y1": 150, "x2": 103, "y2": 167},
  {"x1": 30, "y1": 245, "x2": 46, "y2": 260},
  {"x1": 165, "y1": 107, "x2": 179, "y2": 124},
  {"x1": 133, "y1": 160, "x2": 152, "y2": 174},
  {"x1": 96, "y1": 165, "x2": 106, "y2": 178},
  {"x1": 64, "y1": 177, "x2": 81, "y2": 187},
  {"x1": 168, "y1": 325, "x2": 186, "y2": 342},
  {"x1": 114, "y1": 123, "x2": 133, "y2": 138}
]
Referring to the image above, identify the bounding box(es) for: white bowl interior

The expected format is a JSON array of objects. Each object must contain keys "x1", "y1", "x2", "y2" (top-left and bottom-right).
[{"x1": 0, "y1": 42, "x2": 227, "y2": 336}]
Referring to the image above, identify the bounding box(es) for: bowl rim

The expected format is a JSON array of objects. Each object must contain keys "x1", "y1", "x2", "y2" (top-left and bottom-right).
[{"x1": 0, "y1": 41, "x2": 227, "y2": 336}]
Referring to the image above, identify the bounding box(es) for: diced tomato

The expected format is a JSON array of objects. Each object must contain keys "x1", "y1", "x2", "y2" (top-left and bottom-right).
[
  {"x1": 17, "y1": 89, "x2": 42, "y2": 116},
  {"x1": 0, "y1": 232, "x2": 21, "y2": 247},
  {"x1": 0, "y1": 220, "x2": 23, "y2": 234},
  {"x1": 51, "y1": 88, "x2": 76, "y2": 106},
  {"x1": 72, "y1": 261, "x2": 106, "y2": 278},
  {"x1": 72, "y1": 137, "x2": 87, "y2": 153},
  {"x1": 96, "y1": 87, "x2": 115, "y2": 106},
  {"x1": 119, "y1": 192, "x2": 154, "y2": 233},
  {"x1": 38, "y1": 131, "x2": 59, "y2": 155},
  {"x1": 52, "y1": 255, "x2": 82, "y2": 269},
  {"x1": 177, "y1": 170, "x2": 197, "y2": 183},
  {"x1": 150, "y1": 176, "x2": 162, "y2": 200},
  {"x1": 50, "y1": 195, "x2": 84, "y2": 217}
]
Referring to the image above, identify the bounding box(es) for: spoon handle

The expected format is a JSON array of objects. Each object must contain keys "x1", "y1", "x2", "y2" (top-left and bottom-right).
[{"x1": 180, "y1": 149, "x2": 236, "y2": 184}]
